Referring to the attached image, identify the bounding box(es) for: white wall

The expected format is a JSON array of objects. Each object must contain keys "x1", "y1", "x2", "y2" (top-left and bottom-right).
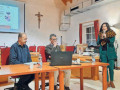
[
  {"x1": 63, "y1": 0, "x2": 120, "y2": 66},
  {"x1": 0, "y1": 0, "x2": 65, "y2": 46}
]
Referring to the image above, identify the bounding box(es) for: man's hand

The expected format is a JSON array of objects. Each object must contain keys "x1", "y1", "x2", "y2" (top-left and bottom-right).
[{"x1": 53, "y1": 41, "x2": 57, "y2": 47}]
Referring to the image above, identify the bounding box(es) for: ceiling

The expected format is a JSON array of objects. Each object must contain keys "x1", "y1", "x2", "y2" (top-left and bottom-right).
[
  {"x1": 15, "y1": 0, "x2": 73, "y2": 5},
  {"x1": 62, "y1": 0, "x2": 72, "y2": 5}
]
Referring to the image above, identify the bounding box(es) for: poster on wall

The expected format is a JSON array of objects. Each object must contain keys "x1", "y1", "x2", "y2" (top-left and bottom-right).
[
  {"x1": 0, "y1": 5, "x2": 19, "y2": 32},
  {"x1": 0, "y1": 0, "x2": 25, "y2": 33}
]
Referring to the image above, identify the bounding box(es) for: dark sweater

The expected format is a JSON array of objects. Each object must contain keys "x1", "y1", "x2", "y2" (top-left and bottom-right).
[{"x1": 45, "y1": 44, "x2": 61, "y2": 61}]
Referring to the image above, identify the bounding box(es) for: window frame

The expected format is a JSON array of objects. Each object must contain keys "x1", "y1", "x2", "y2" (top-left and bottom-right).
[{"x1": 85, "y1": 25, "x2": 96, "y2": 46}]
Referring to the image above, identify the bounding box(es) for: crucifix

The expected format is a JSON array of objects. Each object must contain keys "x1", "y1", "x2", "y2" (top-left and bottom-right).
[{"x1": 35, "y1": 12, "x2": 43, "y2": 29}]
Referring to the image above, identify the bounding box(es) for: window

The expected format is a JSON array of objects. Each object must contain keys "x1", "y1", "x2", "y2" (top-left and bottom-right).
[{"x1": 86, "y1": 26, "x2": 97, "y2": 46}]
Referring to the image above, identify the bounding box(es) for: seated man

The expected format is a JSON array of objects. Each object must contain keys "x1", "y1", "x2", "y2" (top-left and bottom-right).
[
  {"x1": 45, "y1": 34, "x2": 71, "y2": 90},
  {"x1": 9, "y1": 33, "x2": 34, "y2": 90}
]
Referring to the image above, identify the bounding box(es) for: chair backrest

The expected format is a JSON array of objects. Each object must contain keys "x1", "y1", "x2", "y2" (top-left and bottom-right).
[
  {"x1": 1, "y1": 47, "x2": 10, "y2": 65},
  {"x1": 0, "y1": 46, "x2": 5, "y2": 48},
  {"x1": 60, "y1": 45, "x2": 66, "y2": 51},
  {"x1": 66, "y1": 46, "x2": 75, "y2": 52},
  {"x1": 37, "y1": 46, "x2": 46, "y2": 62},
  {"x1": 29, "y1": 46, "x2": 36, "y2": 52},
  {"x1": 1, "y1": 47, "x2": 20, "y2": 78}
]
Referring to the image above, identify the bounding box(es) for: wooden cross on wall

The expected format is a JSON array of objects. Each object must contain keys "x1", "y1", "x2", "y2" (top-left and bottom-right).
[{"x1": 35, "y1": 12, "x2": 43, "y2": 29}]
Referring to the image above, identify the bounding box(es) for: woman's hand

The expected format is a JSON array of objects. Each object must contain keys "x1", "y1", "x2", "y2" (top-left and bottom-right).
[
  {"x1": 102, "y1": 33, "x2": 106, "y2": 39},
  {"x1": 49, "y1": 56, "x2": 51, "y2": 58}
]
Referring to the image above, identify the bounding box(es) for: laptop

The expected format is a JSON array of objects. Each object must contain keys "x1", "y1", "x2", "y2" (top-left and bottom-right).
[{"x1": 50, "y1": 51, "x2": 73, "y2": 66}]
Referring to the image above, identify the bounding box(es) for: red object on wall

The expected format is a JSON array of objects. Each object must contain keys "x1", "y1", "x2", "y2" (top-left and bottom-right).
[
  {"x1": 66, "y1": 46, "x2": 75, "y2": 52},
  {"x1": 29, "y1": 46, "x2": 36, "y2": 52},
  {"x1": 79, "y1": 24, "x2": 82, "y2": 44},
  {"x1": 1, "y1": 47, "x2": 10, "y2": 65},
  {"x1": 94, "y1": 20, "x2": 99, "y2": 41},
  {"x1": 37, "y1": 46, "x2": 46, "y2": 62}
]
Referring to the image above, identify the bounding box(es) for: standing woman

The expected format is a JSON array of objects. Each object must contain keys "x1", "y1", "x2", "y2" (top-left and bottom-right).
[{"x1": 97, "y1": 22, "x2": 117, "y2": 88}]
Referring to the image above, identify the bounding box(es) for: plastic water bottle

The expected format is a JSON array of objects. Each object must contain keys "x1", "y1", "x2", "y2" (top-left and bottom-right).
[
  {"x1": 79, "y1": 47, "x2": 82, "y2": 55},
  {"x1": 92, "y1": 54, "x2": 95, "y2": 64},
  {"x1": 79, "y1": 49, "x2": 81, "y2": 55},
  {"x1": 77, "y1": 58, "x2": 80, "y2": 64},
  {"x1": 38, "y1": 54, "x2": 42, "y2": 69}
]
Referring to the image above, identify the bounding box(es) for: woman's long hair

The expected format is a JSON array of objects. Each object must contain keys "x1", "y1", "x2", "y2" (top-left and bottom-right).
[{"x1": 100, "y1": 22, "x2": 111, "y2": 32}]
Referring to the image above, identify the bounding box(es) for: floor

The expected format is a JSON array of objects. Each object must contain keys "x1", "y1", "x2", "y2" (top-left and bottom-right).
[{"x1": 0, "y1": 67, "x2": 120, "y2": 90}]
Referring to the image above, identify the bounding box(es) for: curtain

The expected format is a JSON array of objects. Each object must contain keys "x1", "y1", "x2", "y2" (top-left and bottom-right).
[
  {"x1": 79, "y1": 24, "x2": 82, "y2": 44},
  {"x1": 94, "y1": 20, "x2": 99, "y2": 41}
]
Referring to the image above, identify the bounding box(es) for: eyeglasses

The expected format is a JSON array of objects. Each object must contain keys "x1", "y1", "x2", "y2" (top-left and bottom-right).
[{"x1": 52, "y1": 39, "x2": 57, "y2": 41}]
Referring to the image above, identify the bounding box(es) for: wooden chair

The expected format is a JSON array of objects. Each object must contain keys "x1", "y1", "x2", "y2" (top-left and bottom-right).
[{"x1": 60, "y1": 45, "x2": 66, "y2": 51}]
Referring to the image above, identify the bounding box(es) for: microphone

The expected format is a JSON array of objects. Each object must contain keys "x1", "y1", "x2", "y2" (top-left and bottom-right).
[
  {"x1": 103, "y1": 30, "x2": 106, "y2": 34},
  {"x1": 4, "y1": 43, "x2": 5, "y2": 47},
  {"x1": 73, "y1": 40, "x2": 76, "y2": 46},
  {"x1": 103, "y1": 30, "x2": 106, "y2": 39},
  {"x1": 61, "y1": 36, "x2": 62, "y2": 45}
]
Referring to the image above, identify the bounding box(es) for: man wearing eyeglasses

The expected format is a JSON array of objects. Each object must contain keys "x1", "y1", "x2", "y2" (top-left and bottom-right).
[
  {"x1": 45, "y1": 34, "x2": 60, "y2": 61},
  {"x1": 45, "y1": 34, "x2": 71, "y2": 90}
]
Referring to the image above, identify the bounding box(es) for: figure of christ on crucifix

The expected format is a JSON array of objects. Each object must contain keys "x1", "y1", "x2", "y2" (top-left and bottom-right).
[{"x1": 35, "y1": 12, "x2": 43, "y2": 29}]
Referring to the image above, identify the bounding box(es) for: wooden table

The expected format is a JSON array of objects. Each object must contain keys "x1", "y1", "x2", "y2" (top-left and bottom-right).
[
  {"x1": 72, "y1": 54, "x2": 100, "y2": 80},
  {"x1": 55, "y1": 62, "x2": 109, "y2": 90},
  {"x1": 72, "y1": 54, "x2": 99, "y2": 60},
  {"x1": 0, "y1": 64, "x2": 58, "y2": 90}
]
